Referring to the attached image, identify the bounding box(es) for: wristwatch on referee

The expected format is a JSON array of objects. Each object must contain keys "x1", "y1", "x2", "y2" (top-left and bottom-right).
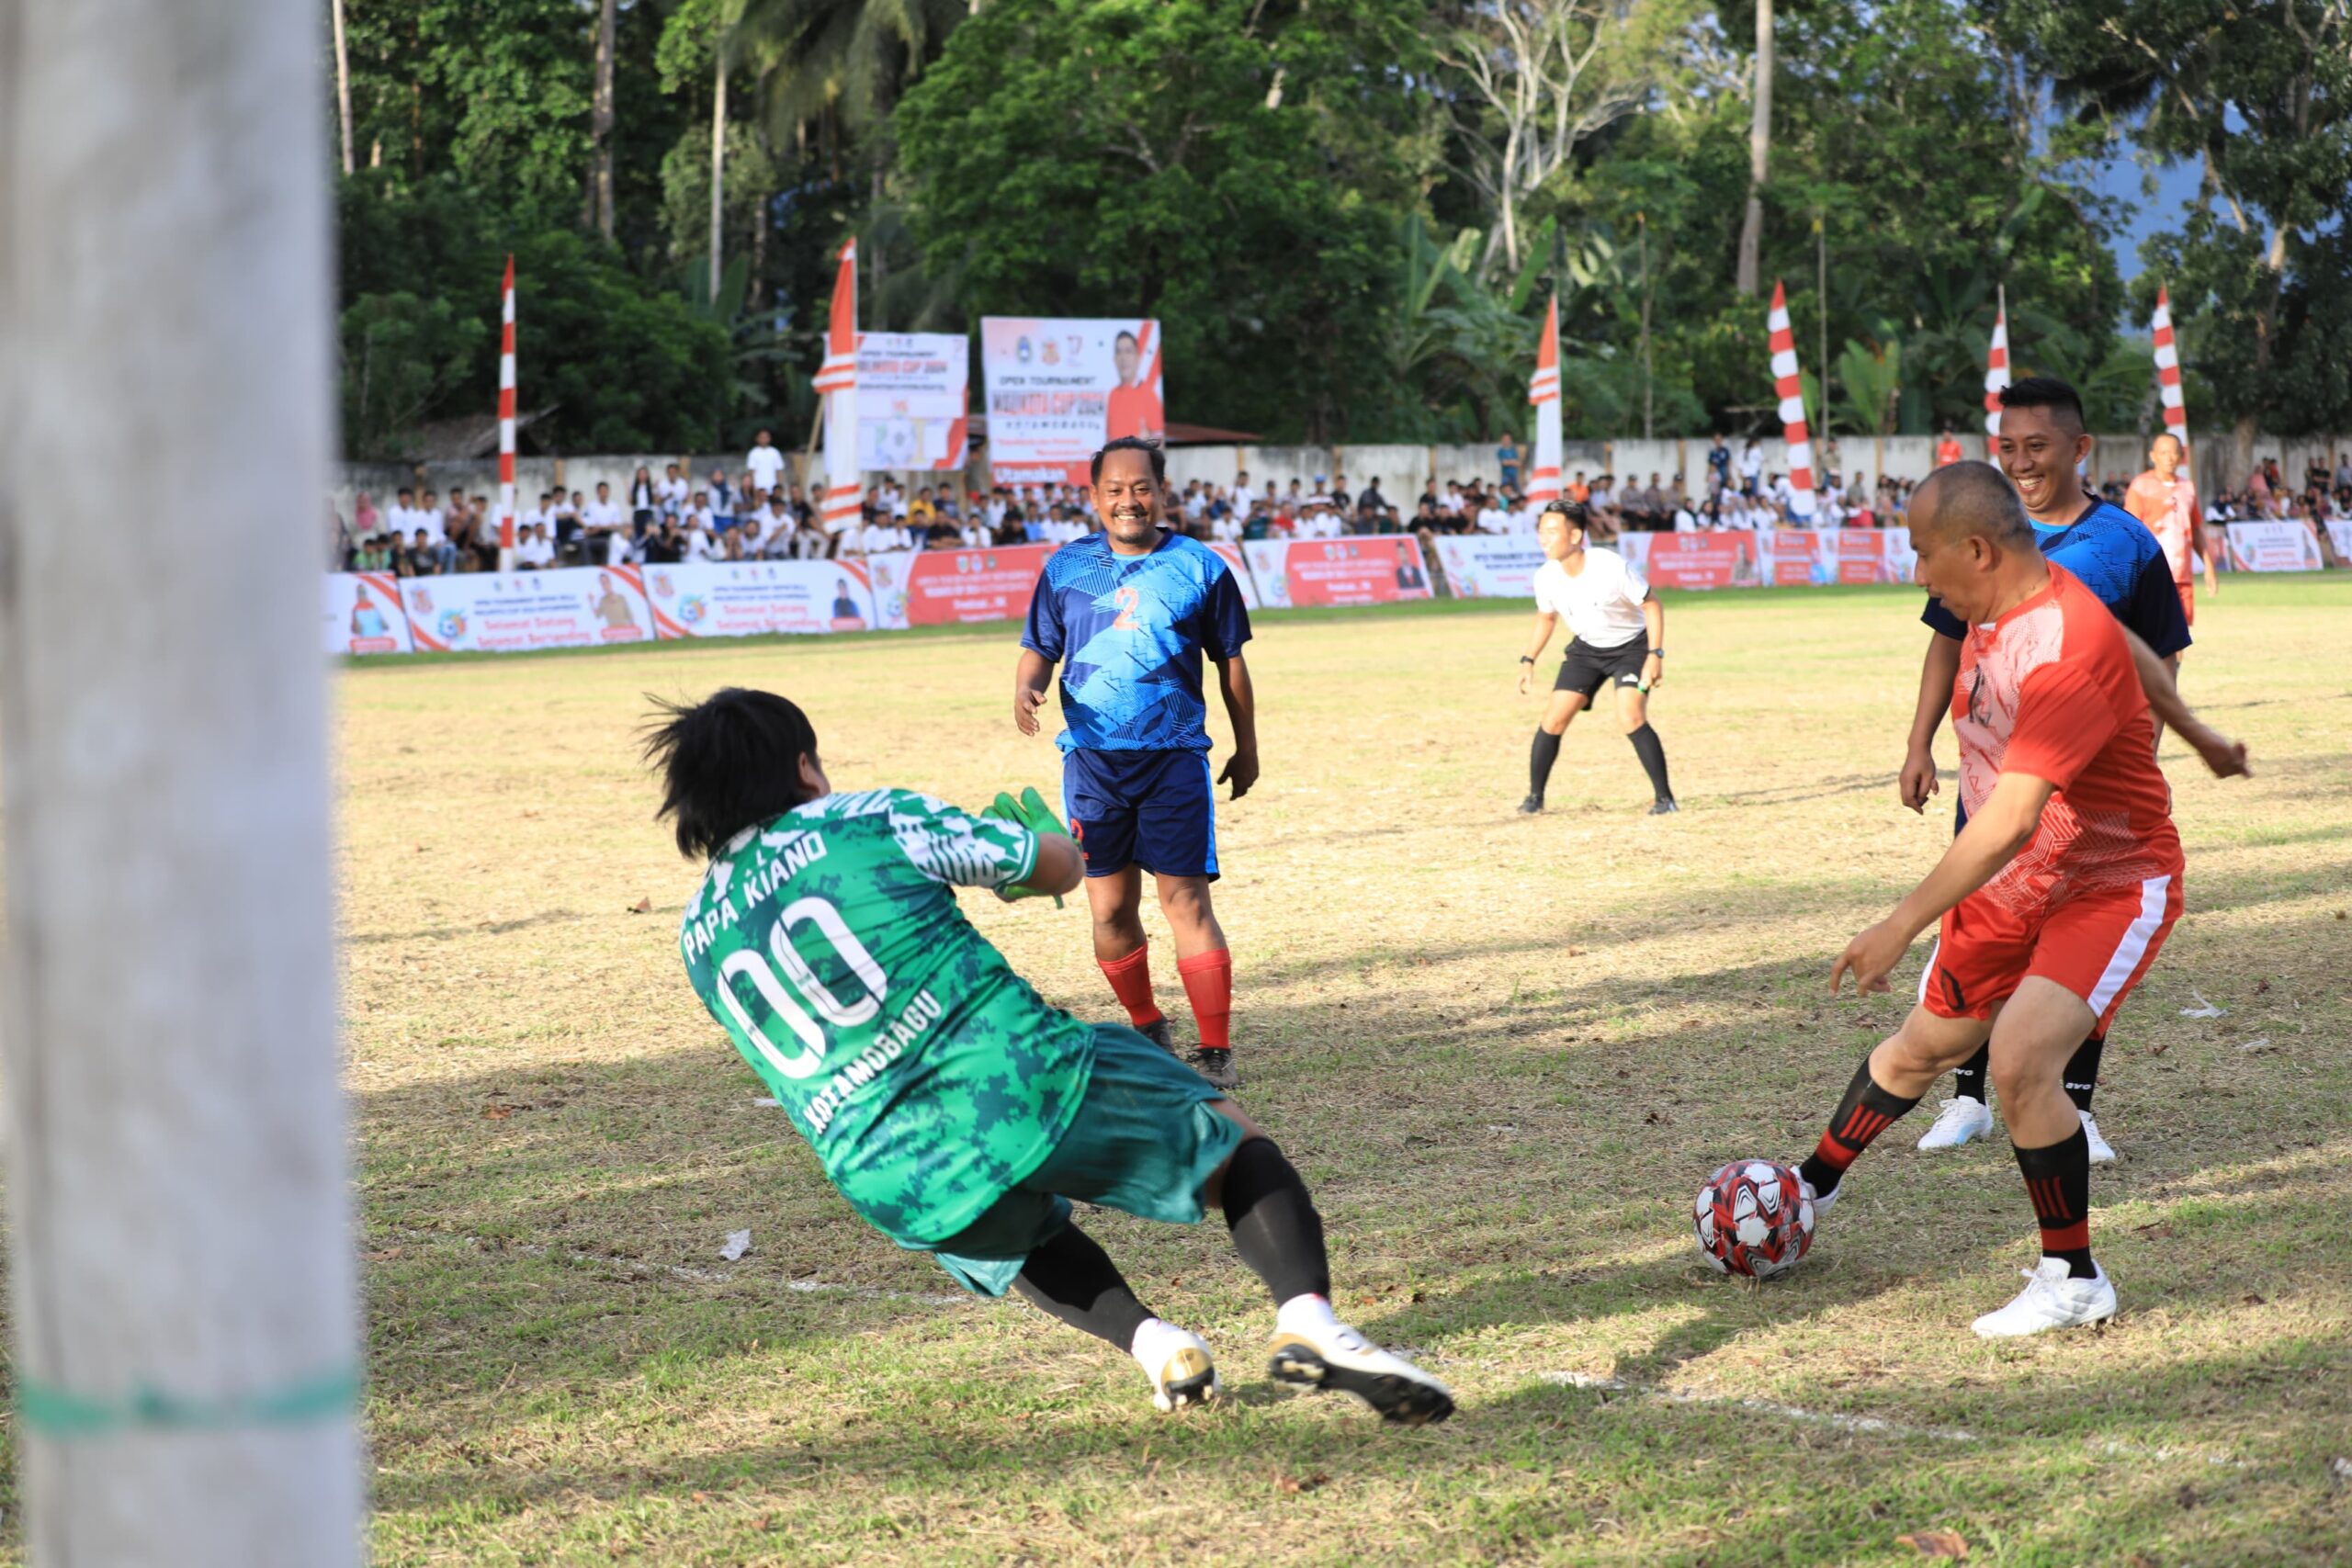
[
  {"x1": 1518, "y1": 655, "x2": 1535, "y2": 665},
  {"x1": 1646, "y1": 648, "x2": 1664, "y2": 659}
]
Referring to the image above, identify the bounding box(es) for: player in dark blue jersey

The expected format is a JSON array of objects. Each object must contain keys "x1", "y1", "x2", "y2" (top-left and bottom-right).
[
  {"x1": 1901, "y1": 377, "x2": 2199, "y2": 1162},
  {"x1": 1015, "y1": 438, "x2": 1259, "y2": 1089}
]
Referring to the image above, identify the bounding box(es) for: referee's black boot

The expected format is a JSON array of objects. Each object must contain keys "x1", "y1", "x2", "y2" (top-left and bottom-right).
[
  {"x1": 1516, "y1": 793, "x2": 1544, "y2": 815},
  {"x1": 1647, "y1": 797, "x2": 1679, "y2": 816}
]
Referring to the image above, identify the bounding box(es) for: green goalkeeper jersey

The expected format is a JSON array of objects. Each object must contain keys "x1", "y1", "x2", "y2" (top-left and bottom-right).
[{"x1": 679, "y1": 788, "x2": 1096, "y2": 1246}]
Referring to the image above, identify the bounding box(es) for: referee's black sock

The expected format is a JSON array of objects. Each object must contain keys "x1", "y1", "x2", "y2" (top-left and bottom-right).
[
  {"x1": 1221, "y1": 1137, "x2": 1331, "y2": 1306},
  {"x1": 1626, "y1": 723, "x2": 1672, "y2": 803},
  {"x1": 1952, "y1": 1044, "x2": 1990, "y2": 1105},
  {"x1": 1012, "y1": 1223, "x2": 1154, "y2": 1350},
  {"x1": 1529, "y1": 729, "x2": 1563, "y2": 798}
]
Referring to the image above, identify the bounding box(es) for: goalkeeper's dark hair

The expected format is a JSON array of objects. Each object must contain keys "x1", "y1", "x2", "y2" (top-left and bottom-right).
[
  {"x1": 1091, "y1": 435, "x2": 1166, "y2": 484},
  {"x1": 642, "y1": 686, "x2": 820, "y2": 859}
]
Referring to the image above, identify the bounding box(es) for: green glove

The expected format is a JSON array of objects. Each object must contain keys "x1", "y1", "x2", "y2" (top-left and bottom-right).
[{"x1": 982, "y1": 789, "x2": 1067, "y2": 907}]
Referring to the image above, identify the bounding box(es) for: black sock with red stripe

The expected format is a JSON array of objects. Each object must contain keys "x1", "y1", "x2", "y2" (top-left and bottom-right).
[
  {"x1": 1798, "y1": 1055, "x2": 1921, "y2": 1197},
  {"x1": 2014, "y1": 1125, "x2": 2096, "y2": 1279}
]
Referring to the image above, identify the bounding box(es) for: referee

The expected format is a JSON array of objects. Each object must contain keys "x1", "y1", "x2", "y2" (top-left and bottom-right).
[{"x1": 1514, "y1": 501, "x2": 1676, "y2": 815}]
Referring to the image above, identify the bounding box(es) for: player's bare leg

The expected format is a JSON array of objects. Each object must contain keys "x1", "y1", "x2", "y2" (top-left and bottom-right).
[
  {"x1": 1159, "y1": 873, "x2": 1237, "y2": 1089},
  {"x1": 1615, "y1": 682, "x2": 1676, "y2": 813},
  {"x1": 1521, "y1": 689, "x2": 1587, "y2": 813},
  {"x1": 1086, "y1": 866, "x2": 1174, "y2": 1054},
  {"x1": 1975, "y1": 979, "x2": 2118, "y2": 1336}
]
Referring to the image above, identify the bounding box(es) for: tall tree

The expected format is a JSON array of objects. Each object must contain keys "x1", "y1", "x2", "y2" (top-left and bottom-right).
[
  {"x1": 586, "y1": 0, "x2": 617, "y2": 234},
  {"x1": 1735, "y1": 0, "x2": 1771, "y2": 296}
]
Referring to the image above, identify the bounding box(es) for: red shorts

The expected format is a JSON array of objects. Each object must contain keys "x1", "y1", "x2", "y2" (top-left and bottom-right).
[
  {"x1": 2176, "y1": 581, "x2": 2195, "y2": 626},
  {"x1": 1918, "y1": 874, "x2": 2183, "y2": 1032}
]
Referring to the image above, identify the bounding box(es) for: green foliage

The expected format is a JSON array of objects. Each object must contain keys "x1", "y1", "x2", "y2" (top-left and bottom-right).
[{"x1": 340, "y1": 292, "x2": 486, "y2": 458}]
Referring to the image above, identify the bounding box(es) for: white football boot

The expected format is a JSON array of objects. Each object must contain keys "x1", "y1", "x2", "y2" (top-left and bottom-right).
[
  {"x1": 1916, "y1": 1096, "x2": 1996, "y2": 1150},
  {"x1": 1970, "y1": 1258, "x2": 2117, "y2": 1339},
  {"x1": 1266, "y1": 1297, "x2": 1454, "y2": 1426},
  {"x1": 1132, "y1": 1321, "x2": 1220, "y2": 1412},
  {"x1": 1797, "y1": 1170, "x2": 1840, "y2": 1221},
  {"x1": 2078, "y1": 1109, "x2": 2117, "y2": 1165}
]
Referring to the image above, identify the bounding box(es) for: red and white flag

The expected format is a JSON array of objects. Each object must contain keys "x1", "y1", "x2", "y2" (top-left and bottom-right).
[
  {"x1": 2153, "y1": 285, "x2": 2189, "y2": 471},
  {"x1": 815, "y1": 240, "x2": 862, "y2": 535},
  {"x1": 1767, "y1": 281, "x2": 1816, "y2": 522},
  {"x1": 1983, "y1": 287, "x2": 2009, "y2": 454},
  {"x1": 1525, "y1": 293, "x2": 1563, "y2": 505},
  {"x1": 497, "y1": 254, "x2": 517, "y2": 562}
]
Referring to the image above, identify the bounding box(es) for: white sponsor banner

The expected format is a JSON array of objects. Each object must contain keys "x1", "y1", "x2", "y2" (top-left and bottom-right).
[
  {"x1": 857, "y1": 331, "x2": 969, "y2": 471},
  {"x1": 639, "y1": 559, "x2": 879, "y2": 638},
  {"x1": 2329, "y1": 521, "x2": 2352, "y2": 563},
  {"x1": 2225, "y1": 520, "x2": 2324, "y2": 572},
  {"x1": 400, "y1": 565, "x2": 654, "y2": 653},
  {"x1": 1432, "y1": 534, "x2": 1548, "y2": 599},
  {"x1": 980, "y1": 316, "x2": 1162, "y2": 485},
  {"x1": 324, "y1": 570, "x2": 414, "y2": 655}
]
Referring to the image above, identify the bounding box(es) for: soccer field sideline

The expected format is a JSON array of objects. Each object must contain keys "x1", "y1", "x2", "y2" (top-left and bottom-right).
[{"x1": 40, "y1": 574, "x2": 2342, "y2": 1566}]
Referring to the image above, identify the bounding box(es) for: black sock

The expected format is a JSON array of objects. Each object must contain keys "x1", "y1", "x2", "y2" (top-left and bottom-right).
[
  {"x1": 2063, "y1": 1032, "x2": 2105, "y2": 1114},
  {"x1": 1951, "y1": 1044, "x2": 1990, "y2": 1105},
  {"x1": 1012, "y1": 1223, "x2": 1153, "y2": 1350},
  {"x1": 1221, "y1": 1137, "x2": 1331, "y2": 1305},
  {"x1": 1626, "y1": 722, "x2": 1672, "y2": 803},
  {"x1": 2014, "y1": 1125, "x2": 2095, "y2": 1279},
  {"x1": 1530, "y1": 729, "x2": 1562, "y2": 797},
  {"x1": 1799, "y1": 1054, "x2": 1922, "y2": 1195}
]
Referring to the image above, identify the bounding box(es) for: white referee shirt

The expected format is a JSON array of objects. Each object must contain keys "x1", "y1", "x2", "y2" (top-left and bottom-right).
[{"x1": 1532, "y1": 547, "x2": 1650, "y2": 647}]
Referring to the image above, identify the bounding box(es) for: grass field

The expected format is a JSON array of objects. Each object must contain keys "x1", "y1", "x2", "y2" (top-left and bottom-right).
[{"x1": 247, "y1": 578, "x2": 2352, "y2": 1562}]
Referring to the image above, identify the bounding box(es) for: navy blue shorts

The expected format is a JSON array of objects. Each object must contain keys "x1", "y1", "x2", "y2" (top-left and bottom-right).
[{"x1": 1062, "y1": 748, "x2": 1218, "y2": 880}]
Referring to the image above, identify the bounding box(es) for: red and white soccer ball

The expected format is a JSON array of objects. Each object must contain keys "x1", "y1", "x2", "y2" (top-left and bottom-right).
[{"x1": 1694, "y1": 1159, "x2": 1815, "y2": 1279}]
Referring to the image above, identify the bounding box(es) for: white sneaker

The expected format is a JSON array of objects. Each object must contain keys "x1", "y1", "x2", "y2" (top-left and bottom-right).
[
  {"x1": 1133, "y1": 1322, "x2": 1220, "y2": 1412},
  {"x1": 1267, "y1": 1309, "x2": 1453, "y2": 1426},
  {"x1": 2079, "y1": 1109, "x2": 2116, "y2": 1165},
  {"x1": 1798, "y1": 1171, "x2": 1840, "y2": 1221},
  {"x1": 1970, "y1": 1258, "x2": 2117, "y2": 1338},
  {"x1": 1916, "y1": 1097, "x2": 1996, "y2": 1151}
]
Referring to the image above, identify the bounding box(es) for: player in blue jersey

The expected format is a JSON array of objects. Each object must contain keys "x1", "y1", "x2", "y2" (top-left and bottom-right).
[
  {"x1": 1015, "y1": 437, "x2": 1260, "y2": 1089},
  {"x1": 1899, "y1": 376, "x2": 2214, "y2": 1162}
]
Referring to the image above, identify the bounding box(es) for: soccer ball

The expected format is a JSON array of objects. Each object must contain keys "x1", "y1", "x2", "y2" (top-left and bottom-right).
[{"x1": 1693, "y1": 1159, "x2": 1815, "y2": 1279}]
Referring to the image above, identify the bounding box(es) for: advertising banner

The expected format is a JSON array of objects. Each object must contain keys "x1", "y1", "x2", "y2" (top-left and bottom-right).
[
  {"x1": 980, "y1": 317, "x2": 1163, "y2": 486},
  {"x1": 1242, "y1": 537, "x2": 1433, "y2": 609},
  {"x1": 1638, "y1": 531, "x2": 1761, "y2": 590},
  {"x1": 2329, "y1": 521, "x2": 2352, "y2": 564},
  {"x1": 399, "y1": 565, "x2": 654, "y2": 653},
  {"x1": 857, "y1": 331, "x2": 969, "y2": 472},
  {"x1": 2227, "y1": 520, "x2": 2325, "y2": 571},
  {"x1": 1206, "y1": 541, "x2": 1264, "y2": 611},
  {"x1": 1835, "y1": 527, "x2": 1916, "y2": 584},
  {"x1": 323, "y1": 570, "x2": 414, "y2": 655},
  {"x1": 865, "y1": 543, "x2": 1056, "y2": 628},
  {"x1": 1763, "y1": 529, "x2": 1834, "y2": 586},
  {"x1": 640, "y1": 559, "x2": 877, "y2": 639},
  {"x1": 1432, "y1": 534, "x2": 1548, "y2": 600}
]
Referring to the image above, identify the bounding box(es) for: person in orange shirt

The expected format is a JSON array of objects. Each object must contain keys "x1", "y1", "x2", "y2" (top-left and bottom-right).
[
  {"x1": 2122, "y1": 433, "x2": 2218, "y2": 635},
  {"x1": 1103, "y1": 330, "x2": 1164, "y2": 442},
  {"x1": 1933, "y1": 426, "x2": 1964, "y2": 468},
  {"x1": 1566, "y1": 469, "x2": 1590, "y2": 504}
]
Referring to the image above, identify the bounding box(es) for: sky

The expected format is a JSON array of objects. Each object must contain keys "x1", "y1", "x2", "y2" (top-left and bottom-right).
[{"x1": 2089, "y1": 152, "x2": 2206, "y2": 280}]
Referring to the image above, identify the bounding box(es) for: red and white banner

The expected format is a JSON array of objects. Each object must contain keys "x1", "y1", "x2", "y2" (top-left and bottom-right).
[
  {"x1": 1206, "y1": 541, "x2": 1263, "y2": 610},
  {"x1": 1984, "y1": 288, "x2": 2009, "y2": 455},
  {"x1": 497, "y1": 254, "x2": 517, "y2": 559},
  {"x1": 1767, "y1": 281, "x2": 1818, "y2": 522},
  {"x1": 2225, "y1": 520, "x2": 2324, "y2": 572},
  {"x1": 1763, "y1": 528, "x2": 1833, "y2": 586},
  {"x1": 1834, "y1": 527, "x2": 1916, "y2": 584},
  {"x1": 857, "y1": 331, "x2": 967, "y2": 471},
  {"x1": 322, "y1": 571, "x2": 414, "y2": 655},
  {"x1": 1431, "y1": 533, "x2": 1548, "y2": 599},
  {"x1": 2153, "y1": 286, "x2": 2189, "y2": 472},
  {"x1": 865, "y1": 543, "x2": 1055, "y2": 628},
  {"x1": 816, "y1": 241, "x2": 862, "y2": 536},
  {"x1": 399, "y1": 566, "x2": 653, "y2": 653},
  {"x1": 1525, "y1": 293, "x2": 1563, "y2": 505},
  {"x1": 1242, "y1": 537, "x2": 1432, "y2": 608},
  {"x1": 980, "y1": 317, "x2": 1163, "y2": 486},
  {"x1": 640, "y1": 559, "x2": 878, "y2": 638},
  {"x1": 1636, "y1": 531, "x2": 1762, "y2": 590}
]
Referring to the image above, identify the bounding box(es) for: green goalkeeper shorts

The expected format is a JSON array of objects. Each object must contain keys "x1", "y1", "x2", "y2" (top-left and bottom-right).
[{"x1": 926, "y1": 1022, "x2": 1243, "y2": 1297}]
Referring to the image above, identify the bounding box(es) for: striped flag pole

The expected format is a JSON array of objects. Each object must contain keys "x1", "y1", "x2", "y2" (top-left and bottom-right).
[
  {"x1": 2153, "y1": 285, "x2": 2189, "y2": 475},
  {"x1": 1983, "y1": 285, "x2": 2009, "y2": 457},
  {"x1": 813, "y1": 240, "x2": 862, "y2": 537},
  {"x1": 1768, "y1": 280, "x2": 1817, "y2": 522},
  {"x1": 496, "y1": 254, "x2": 516, "y2": 570},
  {"x1": 1525, "y1": 293, "x2": 1563, "y2": 505}
]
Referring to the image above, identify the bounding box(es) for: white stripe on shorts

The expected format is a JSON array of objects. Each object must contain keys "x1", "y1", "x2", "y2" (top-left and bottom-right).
[
  {"x1": 1917, "y1": 939, "x2": 1939, "y2": 1004},
  {"x1": 2086, "y1": 874, "x2": 2172, "y2": 1017}
]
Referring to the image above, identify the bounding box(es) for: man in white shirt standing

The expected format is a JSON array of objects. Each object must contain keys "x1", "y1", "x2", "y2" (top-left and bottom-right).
[
  {"x1": 1510, "y1": 500, "x2": 1675, "y2": 817},
  {"x1": 583, "y1": 480, "x2": 628, "y2": 563},
  {"x1": 745, "y1": 428, "x2": 787, "y2": 502}
]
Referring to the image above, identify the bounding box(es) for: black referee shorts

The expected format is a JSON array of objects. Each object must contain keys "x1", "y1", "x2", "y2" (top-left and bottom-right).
[{"x1": 1554, "y1": 635, "x2": 1649, "y2": 700}]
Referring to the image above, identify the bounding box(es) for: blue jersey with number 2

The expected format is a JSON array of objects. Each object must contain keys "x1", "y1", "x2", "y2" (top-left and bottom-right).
[{"x1": 1022, "y1": 530, "x2": 1252, "y2": 754}]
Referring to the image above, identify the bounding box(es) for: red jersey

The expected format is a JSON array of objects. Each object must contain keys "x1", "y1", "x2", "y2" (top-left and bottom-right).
[
  {"x1": 2123, "y1": 469, "x2": 2203, "y2": 585},
  {"x1": 1935, "y1": 437, "x2": 1964, "y2": 468},
  {"x1": 1952, "y1": 562, "x2": 2183, "y2": 916},
  {"x1": 1104, "y1": 381, "x2": 1163, "y2": 441}
]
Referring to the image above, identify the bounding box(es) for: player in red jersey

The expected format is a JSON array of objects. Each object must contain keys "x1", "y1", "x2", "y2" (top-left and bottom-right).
[
  {"x1": 2123, "y1": 432, "x2": 2219, "y2": 640},
  {"x1": 1793, "y1": 463, "x2": 2248, "y2": 1337}
]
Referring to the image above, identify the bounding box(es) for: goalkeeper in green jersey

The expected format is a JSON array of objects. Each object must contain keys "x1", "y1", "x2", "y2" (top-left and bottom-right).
[{"x1": 645, "y1": 687, "x2": 1451, "y2": 1423}]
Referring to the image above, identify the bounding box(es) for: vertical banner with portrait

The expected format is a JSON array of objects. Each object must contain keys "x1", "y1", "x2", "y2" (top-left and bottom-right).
[
  {"x1": 980, "y1": 317, "x2": 1164, "y2": 487},
  {"x1": 856, "y1": 332, "x2": 969, "y2": 473}
]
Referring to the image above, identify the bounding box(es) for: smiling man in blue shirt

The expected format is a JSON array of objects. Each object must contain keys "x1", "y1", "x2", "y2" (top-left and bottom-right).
[{"x1": 1015, "y1": 437, "x2": 1260, "y2": 1089}]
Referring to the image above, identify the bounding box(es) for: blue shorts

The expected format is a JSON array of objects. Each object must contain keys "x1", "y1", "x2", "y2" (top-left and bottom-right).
[
  {"x1": 1062, "y1": 748, "x2": 1218, "y2": 880},
  {"x1": 930, "y1": 1023, "x2": 1243, "y2": 1296}
]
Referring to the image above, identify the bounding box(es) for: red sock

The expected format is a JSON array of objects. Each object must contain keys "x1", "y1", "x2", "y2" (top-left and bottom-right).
[
  {"x1": 1098, "y1": 945, "x2": 1162, "y2": 1028},
  {"x1": 1177, "y1": 948, "x2": 1233, "y2": 1050}
]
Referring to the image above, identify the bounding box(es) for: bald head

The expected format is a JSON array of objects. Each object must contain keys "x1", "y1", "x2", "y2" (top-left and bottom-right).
[{"x1": 1910, "y1": 461, "x2": 2031, "y2": 550}]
